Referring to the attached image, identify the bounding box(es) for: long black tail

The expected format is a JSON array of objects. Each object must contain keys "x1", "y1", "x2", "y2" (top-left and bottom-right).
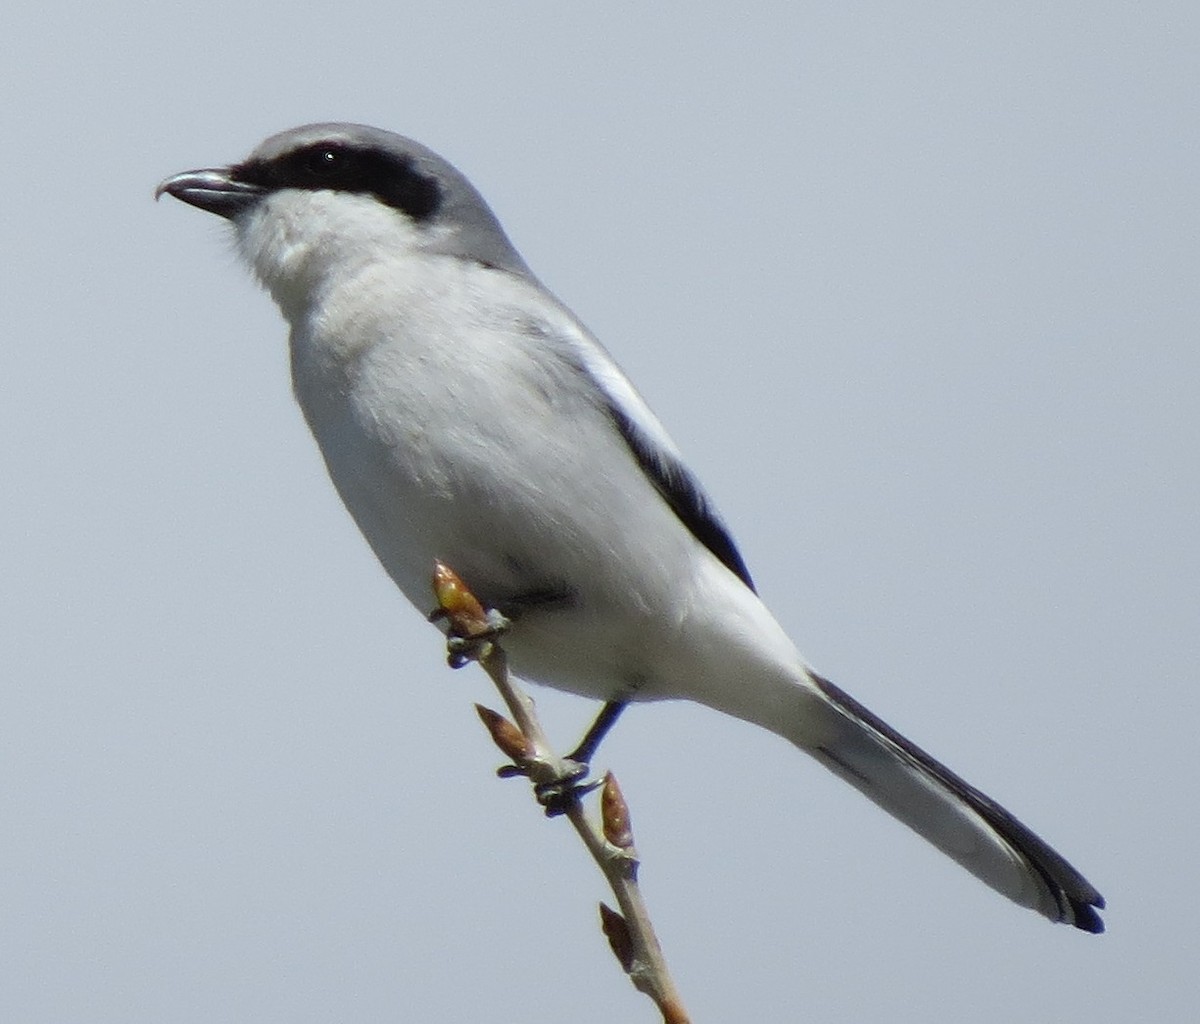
[{"x1": 793, "y1": 671, "x2": 1105, "y2": 932}]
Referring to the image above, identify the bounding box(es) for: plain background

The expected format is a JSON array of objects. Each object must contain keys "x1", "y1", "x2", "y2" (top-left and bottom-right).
[{"x1": 3, "y1": 3, "x2": 1196, "y2": 1020}]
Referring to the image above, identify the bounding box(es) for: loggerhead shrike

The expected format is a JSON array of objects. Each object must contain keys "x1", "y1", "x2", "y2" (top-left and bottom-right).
[{"x1": 158, "y1": 123, "x2": 1104, "y2": 932}]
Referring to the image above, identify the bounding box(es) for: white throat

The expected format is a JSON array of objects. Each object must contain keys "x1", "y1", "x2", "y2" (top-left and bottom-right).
[{"x1": 234, "y1": 190, "x2": 430, "y2": 322}]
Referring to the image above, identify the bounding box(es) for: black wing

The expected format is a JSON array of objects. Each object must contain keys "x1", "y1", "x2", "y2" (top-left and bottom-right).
[{"x1": 605, "y1": 400, "x2": 756, "y2": 592}]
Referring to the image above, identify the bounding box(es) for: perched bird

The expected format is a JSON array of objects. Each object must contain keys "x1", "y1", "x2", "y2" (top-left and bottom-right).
[{"x1": 158, "y1": 123, "x2": 1104, "y2": 932}]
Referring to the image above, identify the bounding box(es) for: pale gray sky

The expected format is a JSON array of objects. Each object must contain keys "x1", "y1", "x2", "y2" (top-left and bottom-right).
[{"x1": 3, "y1": 3, "x2": 1196, "y2": 1020}]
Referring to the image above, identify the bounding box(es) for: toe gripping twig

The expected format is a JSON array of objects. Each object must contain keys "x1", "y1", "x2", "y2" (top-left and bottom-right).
[{"x1": 430, "y1": 561, "x2": 691, "y2": 1024}]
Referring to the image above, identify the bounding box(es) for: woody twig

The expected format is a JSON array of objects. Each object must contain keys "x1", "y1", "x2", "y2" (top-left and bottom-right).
[{"x1": 431, "y1": 561, "x2": 690, "y2": 1024}]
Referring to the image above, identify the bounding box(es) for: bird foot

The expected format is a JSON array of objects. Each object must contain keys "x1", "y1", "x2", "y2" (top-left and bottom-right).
[
  {"x1": 497, "y1": 757, "x2": 601, "y2": 816},
  {"x1": 431, "y1": 608, "x2": 511, "y2": 668}
]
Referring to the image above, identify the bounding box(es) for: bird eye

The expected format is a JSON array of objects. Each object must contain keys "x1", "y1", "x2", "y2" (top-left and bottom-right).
[{"x1": 303, "y1": 146, "x2": 346, "y2": 177}]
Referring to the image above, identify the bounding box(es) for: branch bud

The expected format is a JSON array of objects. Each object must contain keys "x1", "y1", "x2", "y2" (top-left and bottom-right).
[
  {"x1": 598, "y1": 902, "x2": 635, "y2": 973},
  {"x1": 474, "y1": 704, "x2": 535, "y2": 763},
  {"x1": 601, "y1": 772, "x2": 634, "y2": 849},
  {"x1": 430, "y1": 561, "x2": 490, "y2": 637}
]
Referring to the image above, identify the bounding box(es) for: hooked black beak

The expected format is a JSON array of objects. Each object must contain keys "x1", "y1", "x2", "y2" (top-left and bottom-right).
[{"x1": 155, "y1": 167, "x2": 264, "y2": 219}]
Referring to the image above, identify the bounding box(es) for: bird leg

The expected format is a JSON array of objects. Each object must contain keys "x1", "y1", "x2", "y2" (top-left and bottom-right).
[{"x1": 496, "y1": 700, "x2": 627, "y2": 816}]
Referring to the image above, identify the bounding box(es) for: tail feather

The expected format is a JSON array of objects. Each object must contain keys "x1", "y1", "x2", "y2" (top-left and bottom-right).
[{"x1": 803, "y1": 672, "x2": 1105, "y2": 932}]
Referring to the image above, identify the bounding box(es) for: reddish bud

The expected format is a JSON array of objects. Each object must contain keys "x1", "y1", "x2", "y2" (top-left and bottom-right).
[
  {"x1": 601, "y1": 772, "x2": 634, "y2": 849},
  {"x1": 431, "y1": 561, "x2": 489, "y2": 637},
  {"x1": 474, "y1": 704, "x2": 534, "y2": 762},
  {"x1": 598, "y1": 902, "x2": 634, "y2": 973}
]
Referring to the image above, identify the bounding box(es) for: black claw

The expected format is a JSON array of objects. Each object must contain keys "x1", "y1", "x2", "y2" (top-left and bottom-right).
[
  {"x1": 436, "y1": 610, "x2": 512, "y2": 669},
  {"x1": 493, "y1": 757, "x2": 599, "y2": 815},
  {"x1": 534, "y1": 762, "x2": 599, "y2": 817},
  {"x1": 537, "y1": 778, "x2": 605, "y2": 817},
  {"x1": 444, "y1": 632, "x2": 493, "y2": 669}
]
